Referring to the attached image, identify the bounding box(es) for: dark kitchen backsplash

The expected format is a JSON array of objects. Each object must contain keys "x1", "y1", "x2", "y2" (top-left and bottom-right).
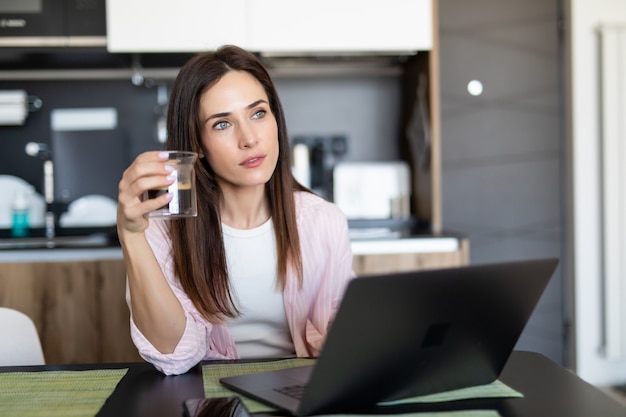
[
  {"x1": 0, "y1": 73, "x2": 402, "y2": 200},
  {"x1": 0, "y1": 79, "x2": 161, "y2": 196}
]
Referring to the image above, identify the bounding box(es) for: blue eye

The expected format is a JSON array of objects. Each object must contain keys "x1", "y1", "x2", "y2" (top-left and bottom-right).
[
  {"x1": 252, "y1": 110, "x2": 266, "y2": 119},
  {"x1": 214, "y1": 121, "x2": 229, "y2": 130}
]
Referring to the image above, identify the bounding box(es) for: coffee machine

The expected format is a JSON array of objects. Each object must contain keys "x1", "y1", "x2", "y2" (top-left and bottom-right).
[{"x1": 290, "y1": 135, "x2": 348, "y2": 201}]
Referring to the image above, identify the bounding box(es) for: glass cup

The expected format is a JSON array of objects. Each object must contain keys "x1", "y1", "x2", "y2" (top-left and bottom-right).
[{"x1": 144, "y1": 151, "x2": 198, "y2": 218}]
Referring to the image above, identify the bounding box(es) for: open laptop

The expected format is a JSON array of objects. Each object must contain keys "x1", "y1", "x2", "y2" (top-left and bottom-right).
[{"x1": 220, "y1": 257, "x2": 559, "y2": 416}]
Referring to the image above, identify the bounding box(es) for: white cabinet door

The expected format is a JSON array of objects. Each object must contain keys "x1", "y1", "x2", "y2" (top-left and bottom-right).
[
  {"x1": 247, "y1": 0, "x2": 432, "y2": 54},
  {"x1": 106, "y1": 0, "x2": 431, "y2": 54},
  {"x1": 106, "y1": 0, "x2": 247, "y2": 53}
]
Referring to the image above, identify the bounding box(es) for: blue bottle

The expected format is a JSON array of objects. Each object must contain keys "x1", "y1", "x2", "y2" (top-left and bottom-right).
[{"x1": 11, "y1": 188, "x2": 30, "y2": 238}]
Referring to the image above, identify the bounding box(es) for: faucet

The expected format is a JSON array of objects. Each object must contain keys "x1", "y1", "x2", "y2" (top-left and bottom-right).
[{"x1": 25, "y1": 142, "x2": 55, "y2": 240}]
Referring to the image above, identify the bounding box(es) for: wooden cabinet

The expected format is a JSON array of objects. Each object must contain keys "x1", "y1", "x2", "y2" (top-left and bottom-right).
[
  {"x1": 401, "y1": 14, "x2": 442, "y2": 233},
  {"x1": 0, "y1": 238, "x2": 466, "y2": 365},
  {"x1": 106, "y1": 0, "x2": 432, "y2": 54},
  {"x1": 0, "y1": 259, "x2": 140, "y2": 365}
]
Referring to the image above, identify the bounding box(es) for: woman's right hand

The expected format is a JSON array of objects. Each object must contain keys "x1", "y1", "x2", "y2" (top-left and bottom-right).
[
  {"x1": 117, "y1": 151, "x2": 188, "y2": 357},
  {"x1": 117, "y1": 151, "x2": 175, "y2": 237}
]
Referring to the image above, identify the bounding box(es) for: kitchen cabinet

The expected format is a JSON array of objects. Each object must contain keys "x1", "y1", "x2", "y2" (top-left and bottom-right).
[
  {"x1": 247, "y1": 0, "x2": 432, "y2": 54},
  {"x1": 0, "y1": 236, "x2": 465, "y2": 364},
  {"x1": 105, "y1": 0, "x2": 432, "y2": 54},
  {"x1": 401, "y1": 35, "x2": 442, "y2": 233},
  {"x1": 106, "y1": 0, "x2": 248, "y2": 53},
  {"x1": 0, "y1": 258, "x2": 140, "y2": 365}
]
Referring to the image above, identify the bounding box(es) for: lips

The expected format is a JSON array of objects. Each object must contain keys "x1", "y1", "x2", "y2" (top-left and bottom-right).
[{"x1": 240, "y1": 155, "x2": 265, "y2": 168}]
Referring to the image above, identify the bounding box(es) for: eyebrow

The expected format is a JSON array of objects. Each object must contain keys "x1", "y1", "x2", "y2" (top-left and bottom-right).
[{"x1": 205, "y1": 99, "x2": 269, "y2": 122}]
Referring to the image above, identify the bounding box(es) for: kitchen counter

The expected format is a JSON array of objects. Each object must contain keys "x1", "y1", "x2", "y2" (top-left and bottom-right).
[
  {"x1": 0, "y1": 235, "x2": 465, "y2": 263},
  {"x1": 0, "y1": 226, "x2": 120, "y2": 260},
  {"x1": 350, "y1": 234, "x2": 469, "y2": 275},
  {"x1": 0, "y1": 229, "x2": 122, "y2": 262},
  {"x1": 351, "y1": 235, "x2": 460, "y2": 255},
  {"x1": 0, "y1": 247, "x2": 123, "y2": 263}
]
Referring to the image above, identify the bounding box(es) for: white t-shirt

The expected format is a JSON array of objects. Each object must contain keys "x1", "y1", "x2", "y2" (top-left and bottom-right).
[{"x1": 222, "y1": 219, "x2": 295, "y2": 358}]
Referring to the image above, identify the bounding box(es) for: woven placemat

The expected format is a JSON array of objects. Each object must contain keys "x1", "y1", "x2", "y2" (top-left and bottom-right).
[
  {"x1": 202, "y1": 359, "x2": 519, "y2": 416},
  {"x1": 327, "y1": 412, "x2": 500, "y2": 417},
  {"x1": 202, "y1": 358, "x2": 315, "y2": 412},
  {"x1": 0, "y1": 368, "x2": 127, "y2": 417},
  {"x1": 379, "y1": 380, "x2": 523, "y2": 405}
]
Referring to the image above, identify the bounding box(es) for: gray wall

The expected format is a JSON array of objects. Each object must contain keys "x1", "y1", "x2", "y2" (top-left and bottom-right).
[
  {"x1": 439, "y1": 0, "x2": 567, "y2": 365},
  {"x1": 276, "y1": 75, "x2": 402, "y2": 162}
]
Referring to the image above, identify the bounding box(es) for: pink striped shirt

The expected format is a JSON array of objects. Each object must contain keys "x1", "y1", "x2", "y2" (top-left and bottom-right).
[{"x1": 128, "y1": 191, "x2": 355, "y2": 375}]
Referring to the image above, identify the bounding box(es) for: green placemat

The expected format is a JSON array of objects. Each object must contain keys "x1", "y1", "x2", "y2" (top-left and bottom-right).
[
  {"x1": 324, "y1": 412, "x2": 500, "y2": 417},
  {"x1": 0, "y1": 368, "x2": 128, "y2": 417},
  {"x1": 203, "y1": 359, "x2": 520, "y2": 416},
  {"x1": 202, "y1": 358, "x2": 315, "y2": 413},
  {"x1": 379, "y1": 379, "x2": 523, "y2": 405}
]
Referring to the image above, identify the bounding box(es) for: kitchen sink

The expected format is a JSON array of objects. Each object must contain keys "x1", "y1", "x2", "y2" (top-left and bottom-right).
[{"x1": 0, "y1": 233, "x2": 110, "y2": 249}]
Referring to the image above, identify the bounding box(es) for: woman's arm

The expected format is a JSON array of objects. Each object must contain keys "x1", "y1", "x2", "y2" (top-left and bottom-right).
[
  {"x1": 121, "y1": 231, "x2": 186, "y2": 353},
  {"x1": 117, "y1": 151, "x2": 186, "y2": 353}
]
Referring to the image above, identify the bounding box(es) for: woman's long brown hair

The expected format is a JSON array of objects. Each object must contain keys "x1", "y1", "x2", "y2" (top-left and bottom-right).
[{"x1": 165, "y1": 45, "x2": 306, "y2": 323}]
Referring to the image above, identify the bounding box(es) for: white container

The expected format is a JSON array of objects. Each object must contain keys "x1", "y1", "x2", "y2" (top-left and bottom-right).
[
  {"x1": 291, "y1": 143, "x2": 311, "y2": 188},
  {"x1": 333, "y1": 161, "x2": 411, "y2": 220}
]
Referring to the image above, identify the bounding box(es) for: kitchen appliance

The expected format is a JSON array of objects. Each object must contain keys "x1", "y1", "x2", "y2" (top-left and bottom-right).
[
  {"x1": 290, "y1": 135, "x2": 348, "y2": 200},
  {"x1": 0, "y1": 0, "x2": 106, "y2": 47},
  {"x1": 333, "y1": 161, "x2": 411, "y2": 220}
]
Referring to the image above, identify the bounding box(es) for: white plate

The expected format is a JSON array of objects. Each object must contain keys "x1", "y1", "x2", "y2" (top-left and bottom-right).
[
  {"x1": 0, "y1": 175, "x2": 45, "y2": 229},
  {"x1": 59, "y1": 194, "x2": 117, "y2": 227}
]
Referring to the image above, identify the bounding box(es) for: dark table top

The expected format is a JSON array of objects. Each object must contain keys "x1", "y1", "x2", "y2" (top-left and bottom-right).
[{"x1": 1, "y1": 351, "x2": 624, "y2": 417}]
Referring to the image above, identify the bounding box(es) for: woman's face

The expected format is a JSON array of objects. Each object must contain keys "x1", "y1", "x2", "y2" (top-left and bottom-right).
[{"x1": 198, "y1": 70, "x2": 279, "y2": 193}]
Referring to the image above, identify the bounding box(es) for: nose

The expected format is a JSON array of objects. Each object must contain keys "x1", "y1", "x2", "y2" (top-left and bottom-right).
[{"x1": 237, "y1": 121, "x2": 258, "y2": 149}]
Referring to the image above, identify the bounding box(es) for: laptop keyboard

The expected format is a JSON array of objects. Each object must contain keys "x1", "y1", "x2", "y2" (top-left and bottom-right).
[{"x1": 274, "y1": 384, "x2": 306, "y2": 400}]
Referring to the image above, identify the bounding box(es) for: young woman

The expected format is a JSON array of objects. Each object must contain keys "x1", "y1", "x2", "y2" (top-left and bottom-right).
[{"x1": 116, "y1": 45, "x2": 355, "y2": 375}]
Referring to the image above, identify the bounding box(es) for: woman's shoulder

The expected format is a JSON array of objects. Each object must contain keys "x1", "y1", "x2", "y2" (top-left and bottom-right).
[
  {"x1": 295, "y1": 190, "x2": 333, "y2": 210},
  {"x1": 294, "y1": 191, "x2": 347, "y2": 223}
]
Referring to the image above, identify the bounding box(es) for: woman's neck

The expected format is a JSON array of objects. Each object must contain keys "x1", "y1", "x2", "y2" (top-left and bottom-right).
[{"x1": 219, "y1": 185, "x2": 270, "y2": 230}]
